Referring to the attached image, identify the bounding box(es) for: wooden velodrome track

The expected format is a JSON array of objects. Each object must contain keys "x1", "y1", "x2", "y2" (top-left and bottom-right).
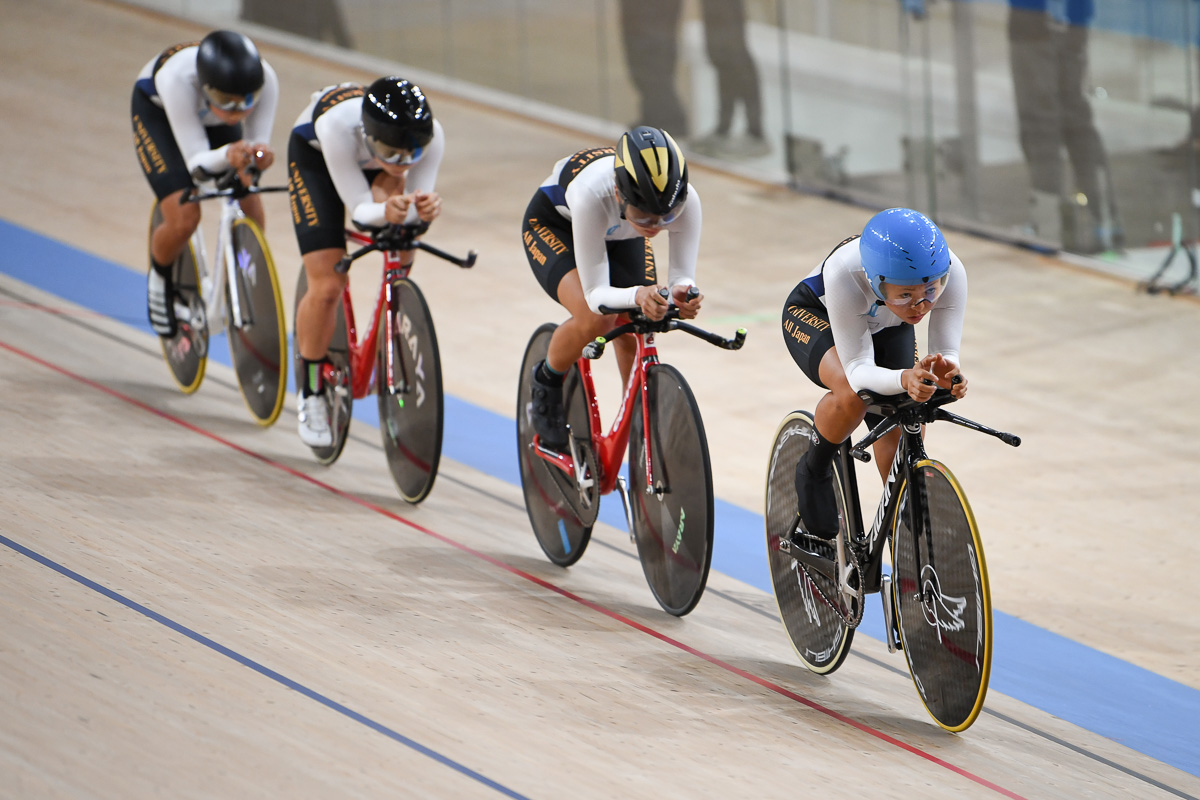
[{"x1": 2, "y1": 1, "x2": 1199, "y2": 797}]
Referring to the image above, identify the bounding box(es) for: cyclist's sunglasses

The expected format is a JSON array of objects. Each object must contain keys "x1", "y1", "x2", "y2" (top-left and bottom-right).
[
  {"x1": 202, "y1": 86, "x2": 256, "y2": 112},
  {"x1": 881, "y1": 275, "x2": 948, "y2": 309},
  {"x1": 619, "y1": 197, "x2": 684, "y2": 227},
  {"x1": 366, "y1": 135, "x2": 424, "y2": 166}
]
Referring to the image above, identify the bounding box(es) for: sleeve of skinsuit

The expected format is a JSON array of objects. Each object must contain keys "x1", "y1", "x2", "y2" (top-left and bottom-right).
[
  {"x1": 664, "y1": 188, "x2": 701, "y2": 292},
  {"x1": 824, "y1": 245, "x2": 907, "y2": 395},
  {"x1": 314, "y1": 99, "x2": 385, "y2": 228},
  {"x1": 156, "y1": 49, "x2": 235, "y2": 176},
  {"x1": 926, "y1": 249, "x2": 967, "y2": 369},
  {"x1": 240, "y1": 60, "x2": 280, "y2": 147},
  {"x1": 567, "y1": 170, "x2": 641, "y2": 313},
  {"x1": 390, "y1": 119, "x2": 445, "y2": 224}
]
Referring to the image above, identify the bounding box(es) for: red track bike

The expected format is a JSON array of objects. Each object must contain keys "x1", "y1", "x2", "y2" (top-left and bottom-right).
[
  {"x1": 517, "y1": 292, "x2": 745, "y2": 616},
  {"x1": 293, "y1": 222, "x2": 475, "y2": 503}
]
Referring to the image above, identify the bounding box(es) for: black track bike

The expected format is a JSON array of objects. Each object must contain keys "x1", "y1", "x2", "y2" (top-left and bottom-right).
[{"x1": 764, "y1": 379, "x2": 1020, "y2": 731}]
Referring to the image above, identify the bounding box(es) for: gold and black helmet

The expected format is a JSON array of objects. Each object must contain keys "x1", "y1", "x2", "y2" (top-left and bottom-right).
[{"x1": 613, "y1": 126, "x2": 688, "y2": 216}]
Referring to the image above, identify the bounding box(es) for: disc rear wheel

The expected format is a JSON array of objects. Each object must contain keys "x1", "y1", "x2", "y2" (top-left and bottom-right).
[
  {"x1": 764, "y1": 411, "x2": 854, "y2": 674},
  {"x1": 628, "y1": 364, "x2": 714, "y2": 617},
  {"x1": 377, "y1": 278, "x2": 443, "y2": 504},
  {"x1": 516, "y1": 324, "x2": 596, "y2": 566},
  {"x1": 226, "y1": 217, "x2": 287, "y2": 426},
  {"x1": 891, "y1": 460, "x2": 991, "y2": 731},
  {"x1": 150, "y1": 202, "x2": 206, "y2": 393},
  {"x1": 294, "y1": 270, "x2": 352, "y2": 465}
]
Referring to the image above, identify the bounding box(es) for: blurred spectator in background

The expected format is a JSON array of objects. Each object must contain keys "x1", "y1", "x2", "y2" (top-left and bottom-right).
[
  {"x1": 690, "y1": 0, "x2": 768, "y2": 159},
  {"x1": 618, "y1": 0, "x2": 689, "y2": 136},
  {"x1": 242, "y1": 0, "x2": 353, "y2": 49},
  {"x1": 1008, "y1": 0, "x2": 1122, "y2": 252}
]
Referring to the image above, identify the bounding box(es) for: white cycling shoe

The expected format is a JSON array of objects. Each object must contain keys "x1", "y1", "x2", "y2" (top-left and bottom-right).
[{"x1": 298, "y1": 393, "x2": 333, "y2": 447}]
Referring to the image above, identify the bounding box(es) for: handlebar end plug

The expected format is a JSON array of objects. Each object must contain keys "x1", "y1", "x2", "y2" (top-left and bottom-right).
[{"x1": 583, "y1": 337, "x2": 607, "y2": 360}]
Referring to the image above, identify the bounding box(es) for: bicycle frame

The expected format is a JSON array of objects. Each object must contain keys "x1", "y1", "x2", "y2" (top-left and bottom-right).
[
  {"x1": 178, "y1": 172, "x2": 284, "y2": 335},
  {"x1": 838, "y1": 387, "x2": 1018, "y2": 648},
  {"x1": 333, "y1": 229, "x2": 411, "y2": 401},
  {"x1": 533, "y1": 326, "x2": 659, "y2": 499}
]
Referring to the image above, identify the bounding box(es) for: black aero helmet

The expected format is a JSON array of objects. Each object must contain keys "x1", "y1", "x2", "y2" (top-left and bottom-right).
[
  {"x1": 362, "y1": 77, "x2": 435, "y2": 152},
  {"x1": 613, "y1": 126, "x2": 688, "y2": 216},
  {"x1": 196, "y1": 30, "x2": 264, "y2": 96}
]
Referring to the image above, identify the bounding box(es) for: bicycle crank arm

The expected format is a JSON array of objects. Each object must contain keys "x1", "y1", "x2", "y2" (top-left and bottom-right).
[
  {"x1": 778, "y1": 538, "x2": 838, "y2": 584},
  {"x1": 173, "y1": 300, "x2": 207, "y2": 333},
  {"x1": 529, "y1": 438, "x2": 576, "y2": 476}
]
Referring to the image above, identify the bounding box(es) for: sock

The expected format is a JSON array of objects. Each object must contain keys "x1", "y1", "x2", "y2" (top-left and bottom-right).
[
  {"x1": 150, "y1": 257, "x2": 172, "y2": 278},
  {"x1": 806, "y1": 428, "x2": 840, "y2": 476},
  {"x1": 538, "y1": 359, "x2": 565, "y2": 387},
  {"x1": 301, "y1": 358, "x2": 325, "y2": 398}
]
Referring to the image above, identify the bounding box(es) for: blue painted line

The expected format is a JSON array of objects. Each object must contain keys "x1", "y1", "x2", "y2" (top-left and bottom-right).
[
  {"x1": 558, "y1": 520, "x2": 571, "y2": 555},
  {"x1": 3, "y1": 218, "x2": 1199, "y2": 777},
  {"x1": 0, "y1": 533, "x2": 530, "y2": 799}
]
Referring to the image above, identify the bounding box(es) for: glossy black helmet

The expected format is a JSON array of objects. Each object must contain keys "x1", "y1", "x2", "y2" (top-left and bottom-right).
[
  {"x1": 613, "y1": 126, "x2": 688, "y2": 216},
  {"x1": 362, "y1": 77, "x2": 435, "y2": 153},
  {"x1": 196, "y1": 30, "x2": 264, "y2": 96}
]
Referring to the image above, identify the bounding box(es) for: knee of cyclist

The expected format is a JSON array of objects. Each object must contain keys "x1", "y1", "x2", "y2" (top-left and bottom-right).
[
  {"x1": 308, "y1": 277, "x2": 347, "y2": 306},
  {"x1": 829, "y1": 388, "x2": 869, "y2": 420}
]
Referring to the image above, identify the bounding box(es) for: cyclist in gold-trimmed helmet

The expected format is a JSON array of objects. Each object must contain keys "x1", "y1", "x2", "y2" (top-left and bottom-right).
[{"x1": 520, "y1": 126, "x2": 705, "y2": 451}]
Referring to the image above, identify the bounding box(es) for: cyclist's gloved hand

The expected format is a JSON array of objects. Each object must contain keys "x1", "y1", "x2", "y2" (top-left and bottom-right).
[
  {"x1": 636, "y1": 284, "x2": 671, "y2": 321},
  {"x1": 671, "y1": 284, "x2": 703, "y2": 320}
]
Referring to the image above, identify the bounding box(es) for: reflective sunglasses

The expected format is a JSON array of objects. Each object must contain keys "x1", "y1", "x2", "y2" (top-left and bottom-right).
[
  {"x1": 202, "y1": 86, "x2": 256, "y2": 112},
  {"x1": 620, "y1": 198, "x2": 683, "y2": 228},
  {"x1": 366, "y1": 135, "x2": 424, "y2": 166}
]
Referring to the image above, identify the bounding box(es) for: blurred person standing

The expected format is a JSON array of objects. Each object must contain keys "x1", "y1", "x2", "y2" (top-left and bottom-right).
[
  {"x1": 1008, "y1": 0, "x2": 1122, "y2": 251},
  {"x1": 618, "y1": 0, "x2": 689, "y2": 136},
  {"x1": 691, "y1": 0, "x2": 768, "y2": 159}
]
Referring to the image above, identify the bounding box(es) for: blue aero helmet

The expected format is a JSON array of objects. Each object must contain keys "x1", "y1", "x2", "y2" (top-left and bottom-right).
[{"x1": 859, "y1": 208, "x2": 951, "y2": 306}]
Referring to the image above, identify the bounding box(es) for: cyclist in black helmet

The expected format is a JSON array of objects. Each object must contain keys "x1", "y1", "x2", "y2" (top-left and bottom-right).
[
  {"x1": 131, "y1": 30, "x2": 279, "y2": 338},
  {"x1": 287, "y1": 77, "x2": 446, "y2": 447},
  {"x1": 522, "y1": 126, "x2": 703, "y2": 451}
]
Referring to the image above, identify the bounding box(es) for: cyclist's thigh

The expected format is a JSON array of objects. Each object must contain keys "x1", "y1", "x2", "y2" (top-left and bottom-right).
[
  {"x1": 522, "y1": 191, "x2": 577, "y2": 302},
  {"x1": 301, "y1": 248, "x2": 348, "y2": 302},
  {"x1": 781, "y1": 280, "x2": 834, "y2": 389},
  {"x1": 287, "y1": 131, "x2": 347, "y2": 257},
  {"x1": 131, "y1": 87, "x2": 193, "y2": 201}
]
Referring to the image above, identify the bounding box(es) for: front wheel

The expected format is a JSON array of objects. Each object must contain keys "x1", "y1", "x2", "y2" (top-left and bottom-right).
[
  {"x1": 891, "y1": 459, "x2": 992, "y2": 732},
  {"x1": 149, "y1": 202, "x2": 207, "y2": 393},
  {"x1": 377, "y1": 279, "x2": 443, "y2": 504},
  {"x1": 294, "y1": 270, "x2": 352, "y2": 465},
  {"x1": 628, "y1": 364, "x2": 714, "y2": 617},
  {"x1": 764, "y1": 411, "x2": 854, "y2": 674},
  {"x1": 516, "y1": 323, "x2": 596, "y2": 566},
  {"x1": 226, "y1": 217, "x2": 287, "y2": 426}
]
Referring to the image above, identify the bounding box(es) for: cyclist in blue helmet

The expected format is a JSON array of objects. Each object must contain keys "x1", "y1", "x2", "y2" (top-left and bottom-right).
[{"x1": 780, "y1": 207, "x2": 968, "y2": 549}]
